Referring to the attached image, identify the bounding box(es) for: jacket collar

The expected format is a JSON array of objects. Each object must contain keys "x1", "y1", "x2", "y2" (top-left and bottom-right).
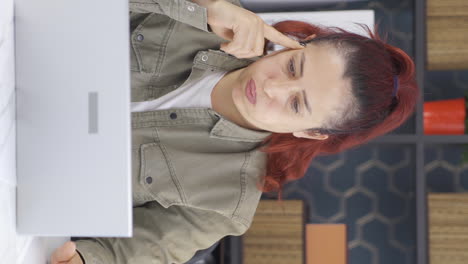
[
  {"x1": 192, "y1": 50, "x2": 271, "y2": 142},
  {"x1": 207, "y1": 109, "x2": 272, "y2": 142},
  {"x1": 193, "y1": 49, "x2": 260, "y2": 72}
]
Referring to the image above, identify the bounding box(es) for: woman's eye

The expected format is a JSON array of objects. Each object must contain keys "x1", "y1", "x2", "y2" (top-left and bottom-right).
[
  {"x1": 291, "y1": 97, "x2": 299, "y2": 113},
  {"x1": 288, "y1": 59, "x2": 295, "y2": 76}
]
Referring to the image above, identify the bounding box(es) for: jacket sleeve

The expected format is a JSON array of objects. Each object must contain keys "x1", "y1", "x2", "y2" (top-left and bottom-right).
[
  {"x1": 129, "y1": 0, "x2": 211, "y2": 32},
  {"x1": 74, "y1": 201, "x2": 248, "y2": 264}
]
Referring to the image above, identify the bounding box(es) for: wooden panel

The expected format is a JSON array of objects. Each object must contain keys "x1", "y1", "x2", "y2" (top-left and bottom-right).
[
  {"x1": 427, "y1": 0, "x2": 468, "y2": 70},
  {"x1": 428, "y1": 193, "x2": 468, "y2": 264},
  {"x1": 427, "y1": 0, "x2": 468, "y2": 17},
  {"x1": 242, "y1": 200, "x2": 304, "y2": 264}
]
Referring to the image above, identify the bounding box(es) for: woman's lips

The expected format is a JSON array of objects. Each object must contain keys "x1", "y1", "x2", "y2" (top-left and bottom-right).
[{"x1": 245, "y1": 78, "x2": 257, "y2": 105}]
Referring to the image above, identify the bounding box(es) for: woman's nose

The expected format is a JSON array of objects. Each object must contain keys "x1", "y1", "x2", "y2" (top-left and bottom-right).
[{"x1": 263, "y1": 80, "x2": 300, "y2": 99}]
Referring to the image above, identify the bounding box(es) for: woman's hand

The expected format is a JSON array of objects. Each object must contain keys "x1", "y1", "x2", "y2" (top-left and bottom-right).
[
  {"x1": 192, "y1": 0, "x2": 304, "y2": 58},
  {"x1": 50, "y1": 241, "x2": 84, "y2": 264}
]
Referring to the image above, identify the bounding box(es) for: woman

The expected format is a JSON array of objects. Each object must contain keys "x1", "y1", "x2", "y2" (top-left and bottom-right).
[{"x1": 50, "y1": 0, "x2": 420, "y2": 263}]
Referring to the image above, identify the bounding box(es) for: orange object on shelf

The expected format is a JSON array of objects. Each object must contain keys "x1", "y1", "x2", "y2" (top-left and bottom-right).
[
  {"x1": 423, "y1": 97, "x2": 466, "y2": 135},
  {"x1": 306, "y1": 224, "x2": 347, "y2": 264}
]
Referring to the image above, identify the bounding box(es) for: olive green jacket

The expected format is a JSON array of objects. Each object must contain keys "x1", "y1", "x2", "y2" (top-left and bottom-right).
[{"x1": 74, "y1": 0, "x2": 271, "y2": 263}]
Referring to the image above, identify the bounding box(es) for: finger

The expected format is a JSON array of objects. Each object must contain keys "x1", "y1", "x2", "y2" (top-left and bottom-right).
[
  {"x1": 238, "y1": 20, "x2": 265, "y2": 58},
  {"x1": 220, "y1": 25, "x2": 249, "y2": 55},
  {"x1": 263, "y1": 23, "x2": 304, "y2": 50},
  {"x1": 305, "y1": 33, "x2": 317, "y2": 41},
  {"x1": 51, "y1": 241, "x2": 76, "y2": 263},
  {"x1": 234, "y1": 23, "x2": 261, "y2": 58},
  {"x1": 255, "y1": 24, "x2": 265, "y2": 56},
  {"x1": 68, "y1": 253, "x2": 84, "y2": 264},
  {"x1": 57, "y1": 253, "x2": 82, "y2": 264}
]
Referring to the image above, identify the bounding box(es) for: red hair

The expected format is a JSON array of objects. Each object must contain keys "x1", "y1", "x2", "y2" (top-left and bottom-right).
[{"x1": 256, "y1": 21, "x2": 421, "y2": 200}]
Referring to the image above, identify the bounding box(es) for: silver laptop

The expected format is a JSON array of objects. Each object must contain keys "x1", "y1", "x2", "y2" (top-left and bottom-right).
[{"x1": 15, "y1": 0, "x2": 132, "y2": 236}]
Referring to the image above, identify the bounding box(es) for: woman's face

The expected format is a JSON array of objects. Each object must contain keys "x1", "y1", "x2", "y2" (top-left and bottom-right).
[{"x1": 232, "y1": 42, "x2": 352, "y2": 137}]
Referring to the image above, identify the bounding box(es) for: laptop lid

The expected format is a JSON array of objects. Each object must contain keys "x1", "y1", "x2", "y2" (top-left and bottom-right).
[{"x1": 15, "y1": 0, "x2": 132, "y2": 236}]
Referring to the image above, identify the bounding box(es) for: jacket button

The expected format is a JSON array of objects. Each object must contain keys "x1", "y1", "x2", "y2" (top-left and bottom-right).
[
  {"x1": 170, "y1": 112, "x2": 177, "y2": 119},
  {"x1": 136, "y1": 34, "x2": 144, "y2": 41},
  {"x1": 146, "y1": 176, "x2": 153, "y2": 184},
  {"x1": 187, "y1": 5, "x2": 195, "y2": 12},
  {"x1": 201, "y1": 55, "x2": 208, "y2": 62}
]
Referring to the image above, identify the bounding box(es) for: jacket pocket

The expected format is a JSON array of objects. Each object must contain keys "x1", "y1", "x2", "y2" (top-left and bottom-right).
[
  {"x1": 130, "y1": 13, "x2": 175, "y2": 74},
  {"x1": 139, "y1": 142, "x2": 186, "y2": 208}
]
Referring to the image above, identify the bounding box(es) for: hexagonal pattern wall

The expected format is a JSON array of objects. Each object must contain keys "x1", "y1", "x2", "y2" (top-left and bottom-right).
[{"x1": 263, "y1": 144, "x2": 416, "y2": 264}]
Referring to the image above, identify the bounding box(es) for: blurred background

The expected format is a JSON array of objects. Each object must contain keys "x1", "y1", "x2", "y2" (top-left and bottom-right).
[{"x1": 210, "y1": 1, "x2": 468, "y2": 264}]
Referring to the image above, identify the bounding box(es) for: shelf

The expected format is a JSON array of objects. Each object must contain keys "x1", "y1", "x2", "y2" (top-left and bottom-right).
[
  {"x1": 370, "y1": 134, "x2": 468, "y2": 144},
  {"x1": 421, "y1": 135, "x2": 468, "y2": 144},
  {"x1": 415, "y1": 0, "x2": 427, "y2": 263}
]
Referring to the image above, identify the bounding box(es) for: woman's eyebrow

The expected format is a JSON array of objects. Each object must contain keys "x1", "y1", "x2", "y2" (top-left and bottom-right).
[
  {"x1": 302, "y1": 90, "x2": 312, "y2": 114},
  {"x1": 298, "y1": 51, "x2": 311, "y2": 114},
  {"x1": 300, "y1": 51, "x2": 305, "y2": 78}
]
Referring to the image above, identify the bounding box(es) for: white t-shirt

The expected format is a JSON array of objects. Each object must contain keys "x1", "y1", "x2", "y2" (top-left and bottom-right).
[{"x1": 131, "y1": 70, "x2": 228, "y2": 112}]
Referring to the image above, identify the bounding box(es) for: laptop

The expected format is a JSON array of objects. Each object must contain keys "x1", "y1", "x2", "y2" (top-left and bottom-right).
[{"x1": 15, "y1": 0, "x2": 132, "y2": 236}]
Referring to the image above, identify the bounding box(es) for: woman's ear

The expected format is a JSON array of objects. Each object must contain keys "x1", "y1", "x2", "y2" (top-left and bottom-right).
[{"x1": 292, "y1": 130, "x2": 328, "y2": 140}]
